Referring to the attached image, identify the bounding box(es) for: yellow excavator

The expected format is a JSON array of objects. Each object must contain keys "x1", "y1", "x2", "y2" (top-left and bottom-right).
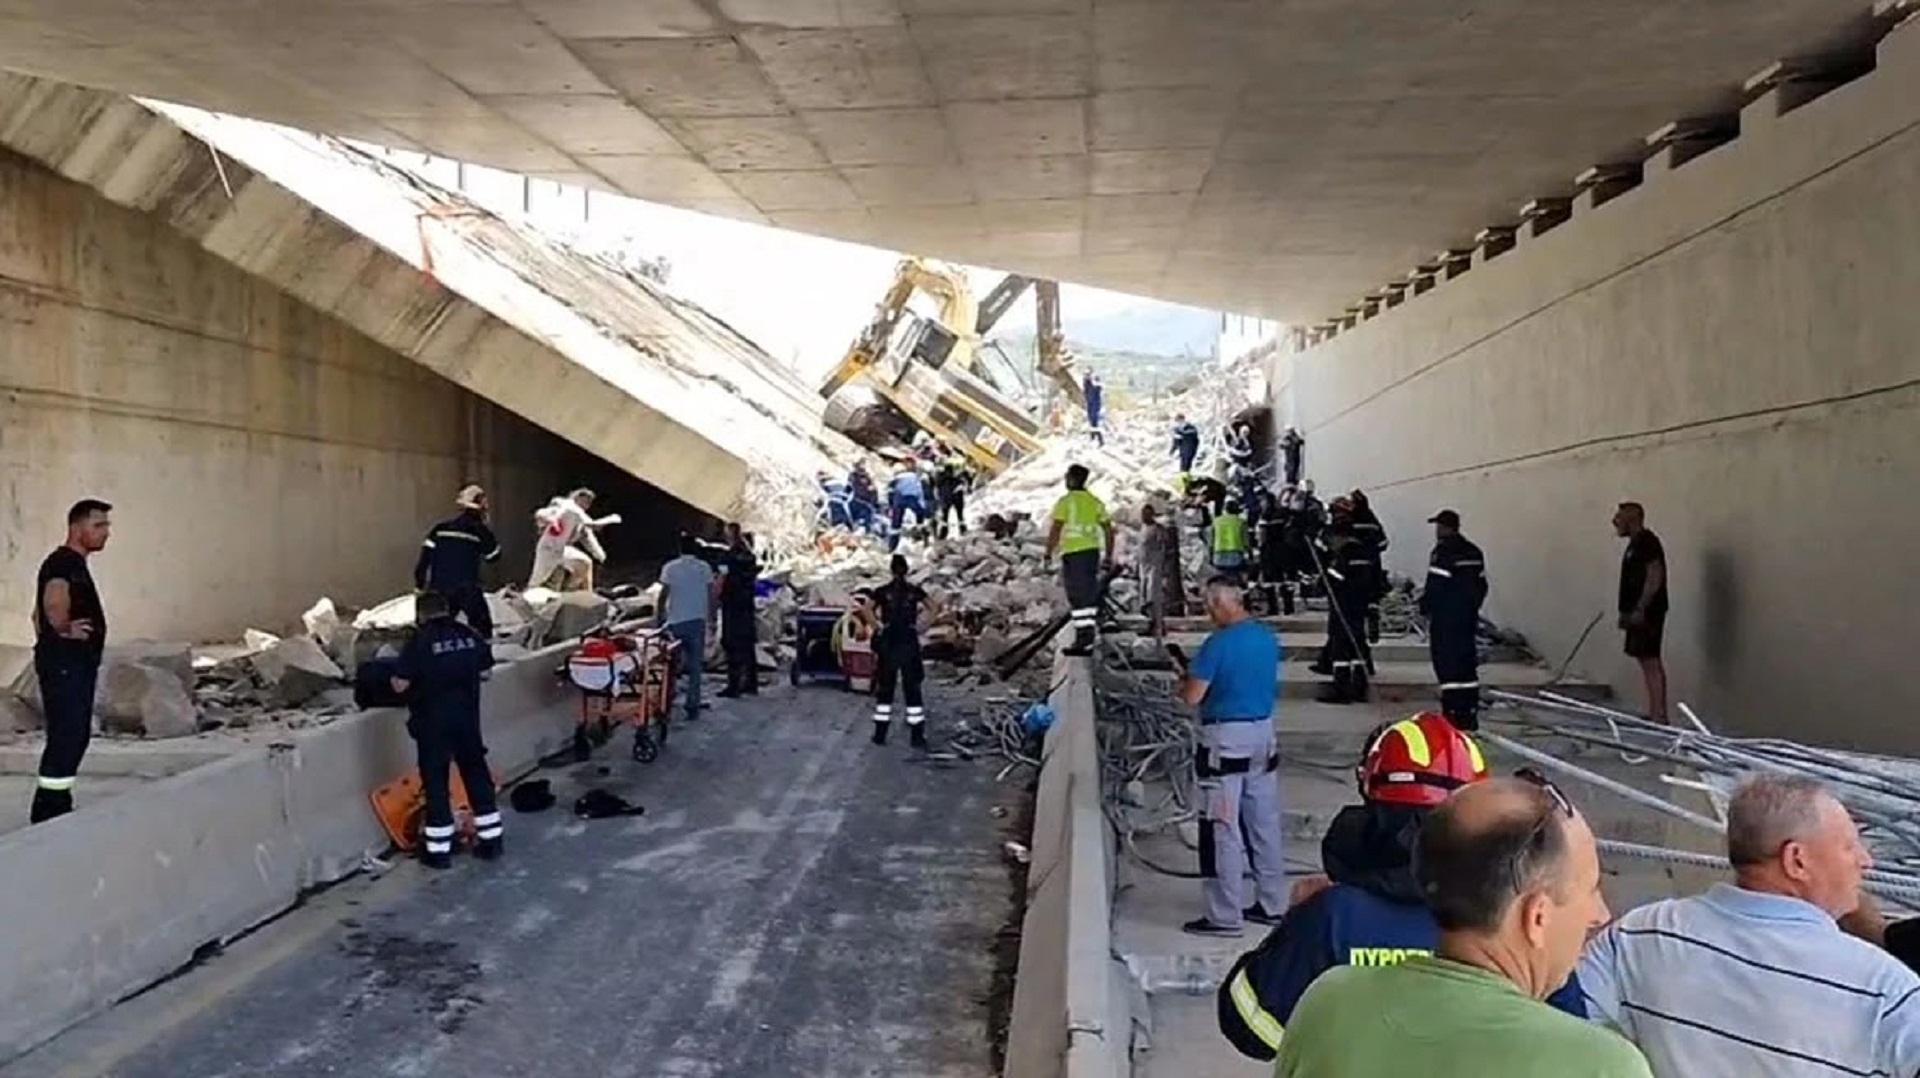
[{"x1": 819, "y1": 257, "x2": 1086, "y2": 475}]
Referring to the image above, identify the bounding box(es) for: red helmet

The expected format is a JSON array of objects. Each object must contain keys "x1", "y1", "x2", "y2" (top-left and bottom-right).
[{"x1": 1358, "y1": 713, "x2": 1488, "y2": 806}]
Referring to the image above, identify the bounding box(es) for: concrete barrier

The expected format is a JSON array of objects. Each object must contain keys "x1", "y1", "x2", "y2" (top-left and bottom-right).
[
  {"x1": 1004, "y1": 655, "x2": 1134, "y2": 1078},
  {"x1": 0, "y1": 642, "x2": 578, "y2": 1061}
]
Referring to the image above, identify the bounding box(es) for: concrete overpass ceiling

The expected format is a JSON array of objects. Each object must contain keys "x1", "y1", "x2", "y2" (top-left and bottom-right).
[{"x1": 0, "y1": 0, "x2": 1889, "y2": 319}]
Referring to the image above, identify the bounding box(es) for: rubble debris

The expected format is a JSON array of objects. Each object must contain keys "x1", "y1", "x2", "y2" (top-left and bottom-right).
[
  {"x1": 98, "y1": 660, "x2": 198, "y2": 739},
  {"x1": 252, "y1": 636, "x2": 347, "y2": 706}
]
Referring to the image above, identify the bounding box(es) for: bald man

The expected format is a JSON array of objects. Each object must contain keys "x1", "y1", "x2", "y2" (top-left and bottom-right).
[
  {"x1": 1278, "y1": 777, "x2": 1649, "y2": 1078},
  {"x1": 1612, "y1": 502, "x2": 1668, "y2": 723},
  {"x1": 1581, "y1": 775, "x2": 1920, "y2": 1077}
]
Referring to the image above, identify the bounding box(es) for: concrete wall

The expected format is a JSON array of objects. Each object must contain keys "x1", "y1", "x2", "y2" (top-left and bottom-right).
[
  {"x1": 0, "y1": 146, "x2": 579, "y2": 643},
  {"x1": 1004, "y1": 655, "x2": 1133, "y2": 1078},
  {"x1": 0, "y1": 641, "x2": 579, "y2": 1061},
  {"x1": 1275, "y1": 20, "x2": 1920, "y2": 750}
]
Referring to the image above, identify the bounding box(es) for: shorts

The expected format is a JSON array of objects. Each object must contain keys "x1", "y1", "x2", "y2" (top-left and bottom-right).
[{"x1": 1624, "y1": 612, "x2": 1666, "y2": 659}]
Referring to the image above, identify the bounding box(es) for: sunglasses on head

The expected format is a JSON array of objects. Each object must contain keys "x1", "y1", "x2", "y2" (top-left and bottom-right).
[{"x1": 1506, "y1": 768, "x2": 1575, "y2": 893}]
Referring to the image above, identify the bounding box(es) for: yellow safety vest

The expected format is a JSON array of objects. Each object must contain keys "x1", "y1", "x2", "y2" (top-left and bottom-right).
[
  {"x1": 1053, "y1": 490, "x2": 1109, "y2": 555},
  {"x1": 1213, "y1": 512, "x2": 1248, "y2": 554}
]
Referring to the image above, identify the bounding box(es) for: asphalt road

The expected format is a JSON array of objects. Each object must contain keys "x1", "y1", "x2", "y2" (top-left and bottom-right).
[{"x1": 16, "y1": 677, "x2": 1026, "y2": 1078}]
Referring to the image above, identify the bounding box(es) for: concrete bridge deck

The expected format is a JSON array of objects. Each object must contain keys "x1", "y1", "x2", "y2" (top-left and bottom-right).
[{"x1": 5, "y1": 681, "x2": 1025, "y2": 1078}]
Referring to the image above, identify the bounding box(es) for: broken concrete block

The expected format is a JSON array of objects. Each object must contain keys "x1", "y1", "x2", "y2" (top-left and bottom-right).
[
  {"x1": 103, "y1": 642, "x2": 195, "y2": 688},
  {"x1": 252, "y1": 636, "x2": 346, "y2": 706},
  {"x1": 353, "y1": 593, "x2": 417, "y2": 631},
  {"x1": 301, "y1": 596, "x2": 341, "y2": 639},
  {"x1": 243, "y1": 629, "x2": 281, "y2": 653},
  {"x1": 545, "y1": 591, "x2": 612, "y2": 643},
  {"x1": 98, "y1": 661, "x2": 199, "y2": 739}
]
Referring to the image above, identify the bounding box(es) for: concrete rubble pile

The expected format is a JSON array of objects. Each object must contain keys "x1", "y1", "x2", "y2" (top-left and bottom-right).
[{"x1": 778, "y1": 353, "x2": 1264, "y2": 668}]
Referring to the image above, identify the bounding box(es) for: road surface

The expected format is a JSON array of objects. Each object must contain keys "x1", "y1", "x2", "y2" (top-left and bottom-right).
[{"x1": 12, "y1": 679, "x2": 1025, "y2": 1078}]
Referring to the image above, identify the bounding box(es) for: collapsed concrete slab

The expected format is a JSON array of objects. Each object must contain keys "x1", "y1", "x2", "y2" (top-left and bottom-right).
[{"x1": 0, "y1": 73, "x2": 856, "y2": 538}]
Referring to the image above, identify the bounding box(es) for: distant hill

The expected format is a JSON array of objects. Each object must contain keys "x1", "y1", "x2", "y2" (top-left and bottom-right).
[{"x1": 1063, "y1": 304, "x2": 1218, "y2": 357}]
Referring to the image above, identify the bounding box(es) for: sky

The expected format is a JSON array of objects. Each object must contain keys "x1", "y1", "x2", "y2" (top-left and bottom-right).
[
  {"x1": 382, "y1": 152, "x2": 1222, "y2": 379},
  {"x1": 581, "y1": 194, "x2": 1192, "y2": 377}
]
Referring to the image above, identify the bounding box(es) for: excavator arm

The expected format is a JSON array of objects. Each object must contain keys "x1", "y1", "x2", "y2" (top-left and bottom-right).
[{"x1": 1035, "y1": 281, "x2": 1086, "y2": 411}]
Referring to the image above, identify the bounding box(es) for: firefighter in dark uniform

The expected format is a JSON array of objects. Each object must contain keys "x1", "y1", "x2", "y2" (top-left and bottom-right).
[
  {"x1": 870, "y1": 554, "x2": 933, "y2": 749},
  {"x1": 1216, "y1": 714, "x2": 1586, "y2": 1061},
  {"x1": 414, "y1": 484, "x2": 501, "y2": 639},
  {"x1": 391, "y1": 590, "x2": 501, "y2": 868},
  {"x1": 1315, "y1": 498, "x2": 1378, "y2": 704},
  {"x1": 30, "y1": 499, "x2": 113, "y2": 824},
  {"x1": 1420, "y1": 509, "x2": 1488, "y2": 729},
  {"x1": 1347, "y1": 489, "x2": 1389, "y2": 644},
  {"x1": 717, "y1": 523, "x2": 760, "y2": 698}
]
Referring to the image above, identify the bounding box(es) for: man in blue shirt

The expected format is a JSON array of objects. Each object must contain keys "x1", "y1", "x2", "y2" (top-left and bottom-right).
[{"x1": 1171, "y1": 575, "x2": 1284, "y2": 936}]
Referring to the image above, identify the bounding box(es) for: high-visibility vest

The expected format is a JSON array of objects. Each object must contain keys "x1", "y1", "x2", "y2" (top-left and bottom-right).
[
  {"x1": 1213, "y1": 512, "x2": 1248, "y2": 554},
  {"x1": 1053, "y1": 490, "x2": 1109, "y2": 555}
]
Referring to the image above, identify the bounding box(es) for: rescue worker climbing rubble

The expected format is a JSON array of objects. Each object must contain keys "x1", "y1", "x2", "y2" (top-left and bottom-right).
[
  {"x1": 870, "y1": 555, "x2": 935, "y2": 749},
  {"x1": 415, "y1": 484, "x2": 501, "y2": 639},
  {"x1": 1044, "y1": 464, "x2": 1114, "y2": 657},
  {"x1": 390, "y1": 590, "x2": 500, "y2": 869},
  {"x1": 1217, "y1": 714, "x2": 1586, "y2": 1060},
  {"x1": 529, "y1": 487, "x2": 617, "y2": 591},
  {"x1": 1421, "y1": 509, "x2": 1488, "y2": 729}
]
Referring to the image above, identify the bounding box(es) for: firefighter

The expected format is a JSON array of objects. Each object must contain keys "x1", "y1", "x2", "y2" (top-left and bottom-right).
[
  {"x1": 390, "y1": 590, "x2": 501, "y2": 868},
  {"x1": 1256, "y1": 491, "x2": 1293, "y2": 616},
  {"x1": 1215, "y1": 714, "x2": 1590, "y2": 1061},
  {"x1": 30, "y1": 499, "x2": 112, "y2": 824},
  {"x1": 1044, "y1": 464, "x2": 1114, "y2": 657},
  {"x1": 1347, "y1": 489, "x2": 1388, "y2": 644},
  {"x1": 414, "y1": 484, "x2": 501, "y2": 640},
  {"x1": 870, "y1": 555, "x2": 933, "y2": 749},
  {"x1": 717, "y1": 523, "x2": 760, "y2": 698},
  {"x1": 1420, "y1": 509, "x2": 1488, "y2": 729},
  {"x1": 1316, "y1": 498, "x2": 1378, "y2": 704}
]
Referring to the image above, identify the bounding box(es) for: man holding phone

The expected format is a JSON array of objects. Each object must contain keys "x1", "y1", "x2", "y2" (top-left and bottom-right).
[{"x1": 1170, "y1": 575, "x2": 1287, "y2": 937}]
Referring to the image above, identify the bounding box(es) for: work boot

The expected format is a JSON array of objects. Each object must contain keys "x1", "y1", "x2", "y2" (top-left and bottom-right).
[
  {"x1": 909, "y1": 724, "x2": 928, "y2": 750},
  {"x1": 1316, "y1": 668, "x2": 1352, "y2": 705},
  {"x1": 571, "y1": 726, "x2": 592, "y2": 762},
  {"x1": 474, "y1": 836, "x2": 504, "y2": 862},
  {"x1": 1281, "y1": 588, "x2": 1296, "y2": 616},
  {"x1": 1350, "y1": 667, "x2": 1371, "y2": 703},
  {"x1": 421, "y1": 849, "x2": 453, "y2": 870},
  {"x1": 871, "y1": 721, "x2": 890, "y2": 746},
  {"x1": 28, "y1": 787, "x2": 72, "y2": 825}
]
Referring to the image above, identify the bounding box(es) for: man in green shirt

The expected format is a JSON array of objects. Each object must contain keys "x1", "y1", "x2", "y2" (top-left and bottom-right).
[{"x1": 1277, "y1": 776, "x2": 1651, "y2": 1078}]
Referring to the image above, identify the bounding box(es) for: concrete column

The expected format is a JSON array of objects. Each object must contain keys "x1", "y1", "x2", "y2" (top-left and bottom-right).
[{"x1": 1741, "y1": 60, "x2": 1849, "y2": 130}]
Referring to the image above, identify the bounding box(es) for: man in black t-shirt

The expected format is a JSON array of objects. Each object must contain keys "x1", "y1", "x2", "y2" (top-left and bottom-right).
[
  {"x1": 870, "y1": 555, "x2": 932, "y2": 750},
  {"x1": 30, "y1": 499, "x2": 113, "y2": 824},
  {"x1": 1613, "y1": 501, "x2": 1669, "y2": 724}
]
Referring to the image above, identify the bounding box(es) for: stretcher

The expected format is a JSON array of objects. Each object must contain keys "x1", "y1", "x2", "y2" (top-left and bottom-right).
[
  {"x1": 565, "y1": 628, "x2": 681, "y2": 762},
  {"x1": 790, "y1": 605, "x2": 875, "y2": 691},
  {"x1": 369, "y1": 765, "x2": 500, "y2": 853}
]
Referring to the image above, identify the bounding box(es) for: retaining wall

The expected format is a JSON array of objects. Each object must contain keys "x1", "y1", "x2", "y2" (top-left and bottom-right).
[
  {"x1": 1004, "y1": 655, "x2": 1133, "y2": 1078},
  {"x1": 0, "y1": 643, "x2": 576, "y2": 1061},
  {"x1": 1276, "y1": 16, "x2": 1920, "y2": 750}
]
